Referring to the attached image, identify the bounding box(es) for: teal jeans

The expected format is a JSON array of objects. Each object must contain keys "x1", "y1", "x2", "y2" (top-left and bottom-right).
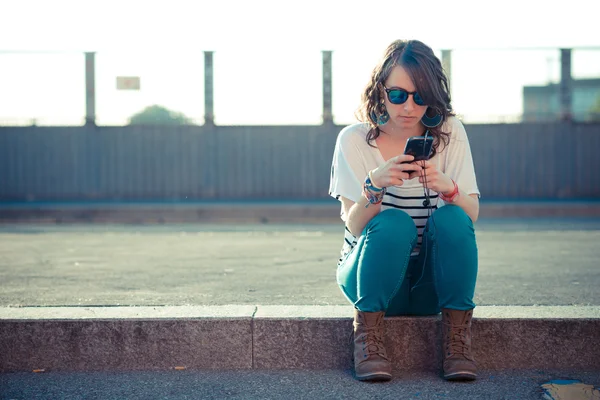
[{"x1": 337, "y1": 205, "x2": 478, "y2": 316}]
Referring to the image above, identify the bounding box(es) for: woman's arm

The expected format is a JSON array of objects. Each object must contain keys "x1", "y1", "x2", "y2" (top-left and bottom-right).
[
  {"x1": 411, "y1": 160, "x2": 480, "y2": 222},
  {"x1": 438, "y1": 118, "x2": 480, "y2": 221},
  {"x1": 341, "y1": 195, "x2": 382, "y2": 237},
  {"x1": 341, "y1": 154, "x2": 420, "y2": 237},
  {"x1": 446, "y1": 191, "x2": 480, "y2": 223}
]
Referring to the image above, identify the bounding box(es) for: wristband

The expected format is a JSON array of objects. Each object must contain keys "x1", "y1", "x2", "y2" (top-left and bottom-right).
[
  {"x1": 362, "y1": 174, "x2": 386, "y2": 207},
  {"x1": 368, "y1": 170, "x2": 383, "y2": 190},
  {"x1": 439, "y1": 179, "x2": 459, "y2": 203}
]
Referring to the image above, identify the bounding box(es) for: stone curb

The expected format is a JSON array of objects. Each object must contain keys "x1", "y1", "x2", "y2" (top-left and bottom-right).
[
  {"x1": 1, "y1": 201, "x2": 600, "y2": 224},
  {"x1": 1, "y1": 306, "x2": 599, "y2": 372}
]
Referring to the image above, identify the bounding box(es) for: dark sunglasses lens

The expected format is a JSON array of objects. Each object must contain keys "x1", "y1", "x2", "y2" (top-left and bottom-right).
[
  {"x1": 413, "y1": 92, "x2": 426, "y2": 106},
  {"x1": 388, "y1": 90, "x2": 408, "y2": 104}
]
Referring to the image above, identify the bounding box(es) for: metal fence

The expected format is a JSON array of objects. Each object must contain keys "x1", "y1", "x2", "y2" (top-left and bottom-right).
[
  {"x1": 1, "y1": 122, "x2": 599, "y2": 201},
  {"x1": 2, "y1": 48, "x2": 599, "y2": 127}
]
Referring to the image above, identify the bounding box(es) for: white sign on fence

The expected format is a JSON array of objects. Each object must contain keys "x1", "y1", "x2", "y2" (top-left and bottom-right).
[{"x1": 116, "y1": 76, "x2": 141, "y2": 90}]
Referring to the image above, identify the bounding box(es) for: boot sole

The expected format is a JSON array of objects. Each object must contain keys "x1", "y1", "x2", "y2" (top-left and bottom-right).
[
  {"x1": 444, "y1": 371, "x2": 477, "y2": 381},
  {"x1": 355, "y1": 372, "x2": 392, "y2": 382}
]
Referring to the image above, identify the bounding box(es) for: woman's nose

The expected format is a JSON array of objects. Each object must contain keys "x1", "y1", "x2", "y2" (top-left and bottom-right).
[{"x1": 404, "y1": 97, "x2": 416, "y2": 112}]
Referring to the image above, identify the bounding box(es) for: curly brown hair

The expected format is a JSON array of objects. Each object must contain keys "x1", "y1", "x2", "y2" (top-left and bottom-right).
[{"x1": 356, "y1": 39, "x2": 454, "y2": 157}]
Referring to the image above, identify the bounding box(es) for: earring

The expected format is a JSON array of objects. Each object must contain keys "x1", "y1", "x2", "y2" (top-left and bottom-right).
[
  {"x1": 375, "y1": 100, "x2": 389, "y2": 125},
  {"x1": 421, "y1": 107, "x2": 442, "y2": 128},
  {"x1": 369, "y1": 109, "x2": 389, "y2": 125},
  {"x1": 377, "y1": 110, "x2": 390, "y2": 125}
]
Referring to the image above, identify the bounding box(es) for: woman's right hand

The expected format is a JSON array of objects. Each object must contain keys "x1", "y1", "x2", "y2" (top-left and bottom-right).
[{"x1": 370, "y1": 155, "x2": 422, "y2": 188}]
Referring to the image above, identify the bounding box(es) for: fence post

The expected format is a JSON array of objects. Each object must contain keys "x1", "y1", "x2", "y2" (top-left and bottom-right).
[
  {"x1": 441, "y1": 49, "x2": 452, "y2": 93},
  {"x1": 85, "y1": 52, "x2": 96, "y2": 126},
  {"x1": 204, "y1": 51, "x2": 214, "y2": 126},
  {"x1": 322, "y1": 50, "x2": 333, "y2": 125},
  {"x1": 559, "y1": 48, "x2": 573, "y2": 121}
]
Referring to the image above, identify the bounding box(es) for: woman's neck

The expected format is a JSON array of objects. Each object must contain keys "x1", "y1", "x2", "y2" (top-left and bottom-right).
[{"x1": 381, "y1": 121, "x2": 425, "y2": 141}]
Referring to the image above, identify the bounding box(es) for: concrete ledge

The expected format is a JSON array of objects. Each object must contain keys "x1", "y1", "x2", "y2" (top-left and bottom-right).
[
  {"x1": 254, "y1": 306, "x2": 600, "y2": 371},
  {"x1": 0, "y1": 202, "x2": 340, "y2": 224},
  {"x1": 253, "y1": 305, "x2": 600, "y2": 319},
  {"x1": 1, "y1": 306, "x2": 599, "y2": 372},
  {"x1": 1, "y1": 201, "x2": 600, "y2": 223},
  {"x1": 0, "y1": 305, "x2": 257, "y2": 320},
  {"x1": 0, "y1": 306, "x2": 255, "y2": 372}
]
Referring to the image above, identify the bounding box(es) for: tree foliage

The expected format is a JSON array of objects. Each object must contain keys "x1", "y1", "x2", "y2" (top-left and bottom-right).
[{"x1": 128, "y1": 105, "x2": 193, "y2": 125}]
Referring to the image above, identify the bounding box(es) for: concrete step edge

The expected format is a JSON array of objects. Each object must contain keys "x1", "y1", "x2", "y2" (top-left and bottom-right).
[
  {"x1": 1, "y1": 306, "x2": 599, "y2": 372},
  {"x1": 2, "y1": 201, "x2": 600, "y2": 222},
  {"x1": 1, "y1": 305, "x2": 599, "y2": 320}
]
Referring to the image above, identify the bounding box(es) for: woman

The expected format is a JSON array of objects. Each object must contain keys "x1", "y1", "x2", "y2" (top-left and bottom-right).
[{"x1": 328, "y1": 39, "x2": 480, "y2": 382}]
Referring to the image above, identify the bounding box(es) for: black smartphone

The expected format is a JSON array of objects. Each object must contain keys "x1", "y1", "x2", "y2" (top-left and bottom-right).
[{"x1": 403, "y1": 136, "x2": 434, "y2": 161}]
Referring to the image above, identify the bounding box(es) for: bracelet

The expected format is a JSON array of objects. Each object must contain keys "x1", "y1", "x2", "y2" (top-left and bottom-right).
[
  {"x1": 362, "y1": 174, "x2": 386, "y2": 208},
  {"x1": 439, "y1": 179, "x2": 459, "y2": 202},
  {"x1": 368, "y1": 170, "x2": 383, "y2": 190}
]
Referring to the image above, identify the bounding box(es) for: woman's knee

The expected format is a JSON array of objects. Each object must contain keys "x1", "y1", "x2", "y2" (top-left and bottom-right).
[
  {"x1": 429, "y1": 205, "x2": 475, "y2": 242},
  {"x1": 365, "y1": 209, "x2": 418, "y2": 239}
]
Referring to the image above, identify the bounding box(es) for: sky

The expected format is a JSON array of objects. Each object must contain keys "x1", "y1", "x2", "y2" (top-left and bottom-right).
[{"x1": 0, "y1": 0, "x2": 599, "y2": 125}]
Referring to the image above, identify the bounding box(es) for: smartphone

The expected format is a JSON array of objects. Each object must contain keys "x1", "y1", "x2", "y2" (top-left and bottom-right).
[{"x1": 403, "y1": 136, "x2": 433, "y2": 161}]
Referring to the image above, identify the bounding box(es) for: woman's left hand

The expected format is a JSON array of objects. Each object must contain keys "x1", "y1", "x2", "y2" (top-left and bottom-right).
[{"x1": 408, "y1": 160, "x2": 454, "y2": 194}]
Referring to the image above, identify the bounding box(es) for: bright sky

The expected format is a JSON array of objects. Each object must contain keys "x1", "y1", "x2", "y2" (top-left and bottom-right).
[{"x1": 0, "y1": 0, "x2": 599, "y2": 125}]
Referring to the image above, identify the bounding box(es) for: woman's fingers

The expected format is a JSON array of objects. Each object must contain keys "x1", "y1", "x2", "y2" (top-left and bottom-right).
[
  {"x1": 384, "y1": 171, "x2": 409, "y2": 186},
  {"x1": 394, "y1": 154, "x2": 415, "y2": 164},
  {"x1": 380, "y1": 158, "x2": 428, "y2": 185},
  {"x1": 403, "y1": 163, "x2": 422, "y2": 174},
  {"x1": 413, "y1": 160, "x2": 434, "y2": 177},
  {"x1": 418, "y1": 160, "x2": 433, "y2": 168},
  {"x1": 407, "y1": 171, "x2": 421, "y2": 180}
]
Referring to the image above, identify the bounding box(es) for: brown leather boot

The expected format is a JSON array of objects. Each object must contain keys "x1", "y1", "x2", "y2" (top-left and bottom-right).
[
  {"x1": 441, "y1": 308, "x2": 477, "y2": 381},
  {"x1": 351, "y1": 308, "x2": 392, "y2": 381}
]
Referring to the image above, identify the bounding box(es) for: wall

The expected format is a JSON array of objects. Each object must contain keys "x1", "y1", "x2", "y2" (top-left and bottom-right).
[{"x1": 1, "y1": 122, "x2": 599, "y2": 201}]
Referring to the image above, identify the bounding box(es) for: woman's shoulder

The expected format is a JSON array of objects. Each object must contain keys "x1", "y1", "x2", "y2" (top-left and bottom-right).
[
  {"x1": 442, "y1": 115, "x2": 468, "y2": 141},
  {"x1": 336, "y1": 122, "x2": 371, "y2": 146}
]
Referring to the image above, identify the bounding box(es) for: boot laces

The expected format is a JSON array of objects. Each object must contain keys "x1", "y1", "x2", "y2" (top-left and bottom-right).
[
  {"x1": 360, "y1": 326, "x2": 389, "y2": 361},
  {"x1": 445, "y1": 322, "x2": 470, "y2": 357}
]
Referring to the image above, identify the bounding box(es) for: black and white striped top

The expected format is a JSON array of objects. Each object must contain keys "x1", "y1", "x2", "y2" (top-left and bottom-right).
[
  {"x1": 334, "y1": 184, "x2": 439, "y2": 264},
  {"x1": 328, "y1": 118, "x2": 480, "y2": 267}
]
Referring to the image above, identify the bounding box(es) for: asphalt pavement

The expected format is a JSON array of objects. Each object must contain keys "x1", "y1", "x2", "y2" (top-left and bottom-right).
[
  {"x1": 0, "y1": 218, "x2": 599, "y2": 307},
  {"x1": 1, "y1": 369, "x2": 599, "y2": 400}
]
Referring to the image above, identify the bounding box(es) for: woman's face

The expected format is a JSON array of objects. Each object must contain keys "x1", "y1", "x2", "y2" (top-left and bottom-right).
[{"x1": 382, "y1": 64, "x2": 428, "y2": 129}]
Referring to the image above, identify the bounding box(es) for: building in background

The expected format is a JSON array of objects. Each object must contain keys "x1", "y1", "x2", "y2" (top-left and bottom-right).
[{"x1": 523, "y1": 78, "x2": 600, "y2": 122}]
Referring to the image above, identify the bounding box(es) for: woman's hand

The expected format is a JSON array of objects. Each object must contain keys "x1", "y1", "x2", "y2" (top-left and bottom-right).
[
  {"x1": 370, "y1": 155, "x2": 422, "y2": 188},
  {"x1": 408, "y1": 160, "x2": 454, "y2": 194}
]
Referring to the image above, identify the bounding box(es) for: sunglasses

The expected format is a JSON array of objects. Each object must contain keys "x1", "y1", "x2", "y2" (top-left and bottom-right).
[{"x1": 382, "y1": 85, "x2": 426, "y2": 106}]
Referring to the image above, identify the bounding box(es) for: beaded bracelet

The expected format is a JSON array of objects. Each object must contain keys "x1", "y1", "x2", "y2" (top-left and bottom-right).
[{"x1": 362, "y1": 173, "x2": 386, "y2": 208}]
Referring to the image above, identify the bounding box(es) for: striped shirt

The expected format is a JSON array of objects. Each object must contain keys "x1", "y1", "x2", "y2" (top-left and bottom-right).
[{"x1": 328, "y1": 117, "x2": 480, "y2": 267}]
